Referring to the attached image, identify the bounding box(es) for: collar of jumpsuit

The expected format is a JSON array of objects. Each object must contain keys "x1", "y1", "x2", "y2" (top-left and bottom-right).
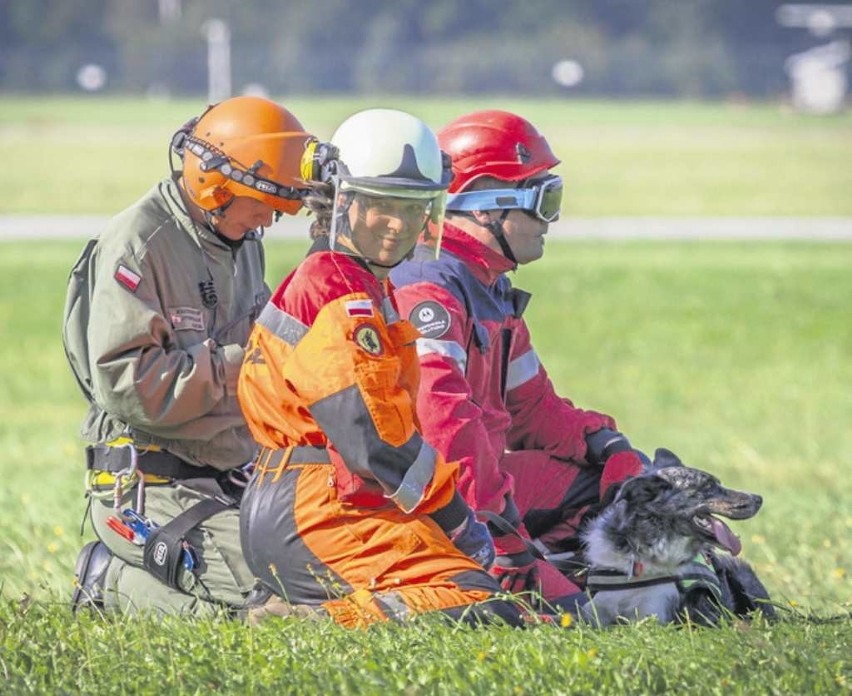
[{"x1": 435, "y1": 221, "x2": 516, "y2": 286}]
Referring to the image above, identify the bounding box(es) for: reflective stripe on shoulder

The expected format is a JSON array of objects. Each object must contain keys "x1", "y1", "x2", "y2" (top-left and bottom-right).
[
  {"x1": 506, "y1": 348, "x2": 540, "y2": 391},
  {"x1": 381, "y1": 296, "x2": 400, "y2": 325},
  {"x1": 388, "y1": 440, "x2": 437, "y2": 513},
  {"x1": 257, "y1": 302, "x2": 309, "y2": 347},
  {"x1": 416, "y1": 337, "x2": 467, "y2": 374}
]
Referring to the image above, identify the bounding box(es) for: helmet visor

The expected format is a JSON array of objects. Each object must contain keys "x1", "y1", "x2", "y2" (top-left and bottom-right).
[
  {"x1": 329, "y1": 180, "x2": 447, "y2": 262},
  {"x1": 445, "y1": 174, "x2": 562, "y2": 223}
]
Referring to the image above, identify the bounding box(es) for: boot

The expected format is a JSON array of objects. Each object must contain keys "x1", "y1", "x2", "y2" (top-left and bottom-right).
[{"x1": 71, "y1": 540, "x2": 113, "y2": 615}]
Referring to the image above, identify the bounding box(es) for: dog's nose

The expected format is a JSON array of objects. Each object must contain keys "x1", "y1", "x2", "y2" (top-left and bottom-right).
[{"x1": 753, "y1": 494, "x2": 763, "y2": 507}]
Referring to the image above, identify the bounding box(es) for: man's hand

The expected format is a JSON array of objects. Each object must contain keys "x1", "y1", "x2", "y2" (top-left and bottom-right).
[{"x1": 450, "y1": 510, "x2": 496, "y2": 570}]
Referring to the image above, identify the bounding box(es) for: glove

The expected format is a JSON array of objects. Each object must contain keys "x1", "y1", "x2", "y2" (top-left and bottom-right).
[
  {"x1": 450, "y1": 510, "x2": 496, "y2": 570},
  {"x1": 492, "y1": 550, "x2": 539, "y2": 595},
  {"x1": 586, "y1": 428, "x2": 650, "y2": 504},
  {"x1": 599, "y1": 450, "x2": 647, "y2": 503}
]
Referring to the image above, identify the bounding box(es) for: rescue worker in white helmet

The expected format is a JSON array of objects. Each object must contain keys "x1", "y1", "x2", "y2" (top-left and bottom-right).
[
  {"x1": 64, "y1": 95, "x2": 313, "y2": 616},
  {"x1": 237, "y1": 109, "x2": 524, "y2": 628}
]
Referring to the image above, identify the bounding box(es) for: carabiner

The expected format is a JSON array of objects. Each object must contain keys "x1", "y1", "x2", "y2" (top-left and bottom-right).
[{"x1": 111, "y1": 443, "x2": 139, "y2": 515}]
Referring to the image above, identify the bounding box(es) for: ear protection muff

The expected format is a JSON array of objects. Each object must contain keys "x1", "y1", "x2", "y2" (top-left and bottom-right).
[{"x1": 300, "y1": 137, "x2": 339, "y2": 184}]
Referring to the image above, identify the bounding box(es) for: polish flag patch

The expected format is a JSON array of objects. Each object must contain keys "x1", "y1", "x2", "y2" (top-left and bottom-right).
[
  {"x1": 345, "y1": 299, "x2": 374, "y2": 318},
  {"x1": 114, "y1": 264, "x2": 142, "y2": 293}
]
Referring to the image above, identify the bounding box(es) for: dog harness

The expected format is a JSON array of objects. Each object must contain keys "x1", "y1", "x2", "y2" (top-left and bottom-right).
[{"x1": 586, "y1": 554, "x2": 722, "y2": 605}]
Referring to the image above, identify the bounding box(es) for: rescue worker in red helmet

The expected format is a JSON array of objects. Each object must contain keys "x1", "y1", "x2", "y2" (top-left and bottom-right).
[
  {"x1": 390, "y1": 110, "x2": 650, "y2": 613},
  {"x1": 237, "y1": 109, "x2": 523, "y2": 628},
  {"x1": 64, "y1": 96, "x2": 312, "y2": 616}
]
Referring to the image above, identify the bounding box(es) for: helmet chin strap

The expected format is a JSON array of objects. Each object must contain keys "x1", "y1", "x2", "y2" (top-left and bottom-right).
[
  {"x1": 202, "y1": 200, "x2": 248, "y2": 250},
  {"x1": 460, "y1": 209, "x2": 517, "y2": 267},
  {"x1": 486, "y1": 210, "x2": 517, "y2": 266}
]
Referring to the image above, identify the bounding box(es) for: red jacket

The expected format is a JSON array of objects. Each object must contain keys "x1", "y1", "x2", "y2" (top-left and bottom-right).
[{"x1": 390, "y1": 223, "x2": 616, "y2": 515}]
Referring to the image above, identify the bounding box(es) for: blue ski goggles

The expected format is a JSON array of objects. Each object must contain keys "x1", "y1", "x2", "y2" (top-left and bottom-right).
[{"x1": 445, "y1": 175, "x2": 563, "y2": 223}]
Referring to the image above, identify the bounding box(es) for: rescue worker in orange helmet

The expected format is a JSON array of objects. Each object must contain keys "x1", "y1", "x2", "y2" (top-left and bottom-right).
[
  {"x1": 64, "y1": 96, "x2": 312, "y2": 616},
  {"x1": 237, "y1": 109, "x2": 523, "y2": 628}
]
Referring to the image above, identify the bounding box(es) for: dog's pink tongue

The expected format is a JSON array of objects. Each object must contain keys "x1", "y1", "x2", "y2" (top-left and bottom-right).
[{"x1": 711, "y1": 518, "x2": 742, "y2": 556}]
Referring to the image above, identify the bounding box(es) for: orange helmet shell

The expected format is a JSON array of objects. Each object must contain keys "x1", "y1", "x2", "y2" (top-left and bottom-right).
[
  {"x1": 438, "y1": 110, "x2": 559, "y2": 193},
  {"x1": 181, "y1": 96, "x2": 311, "y2": 215}
]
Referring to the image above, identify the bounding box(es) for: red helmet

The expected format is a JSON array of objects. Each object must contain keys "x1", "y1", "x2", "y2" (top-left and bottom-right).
[{"x1": 437, "y1": 110, "x2": 560, "y2": 193}]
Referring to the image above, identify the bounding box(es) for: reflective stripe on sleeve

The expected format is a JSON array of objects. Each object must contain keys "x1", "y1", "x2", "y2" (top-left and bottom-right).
[
  {"x1": 310, "y1": 385, "x2": 435, "y2": 511},
  {"x1": 388, "y1": 439, "x2": 437, "y2": 512},
  {"x1": 505, "y1": 348, "x2": 540, "y2": 391},
  {"x1": 257, "y1": 303, "x2": 309, "y2": 347},
  {"x1": 416, "y1": 337, "x2": 467, "y2": 374}
]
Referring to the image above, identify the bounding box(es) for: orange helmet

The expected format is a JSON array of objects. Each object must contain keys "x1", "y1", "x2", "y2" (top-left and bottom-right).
[{"x1": 178, "y1": 96, "x2": 311, "y2": 215}]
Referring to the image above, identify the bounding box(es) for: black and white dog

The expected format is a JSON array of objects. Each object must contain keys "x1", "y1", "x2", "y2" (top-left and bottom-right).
[{"x1": 579, "y1": 449, "x2": 776, "y2": 626}]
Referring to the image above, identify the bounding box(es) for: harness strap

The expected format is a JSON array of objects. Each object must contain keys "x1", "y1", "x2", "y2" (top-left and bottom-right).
[
  {"x1": 480, "y1": 509, "x2": 588, "y2": 574},
  {"x1": 676, "y1": 557, "x2": 723, "y2": 603},
  {"x1": 142, "y1": 495, "x2": 236, "y2": 591},
  {"x1": 586, "y1": 568, "x2": 680, "y2": 593},
  {"x1": 86, "y1": 444, "x2": 221, "y2": 480},
  {"x1": 253, "y1": 445, "x2": 332, "y2": 486},
  {"x1": 587, "y1": 557, "x2": 723, "y2": 604},
  {"x1": 256, "y1": 445, "x2": 332, "y2": 467}
]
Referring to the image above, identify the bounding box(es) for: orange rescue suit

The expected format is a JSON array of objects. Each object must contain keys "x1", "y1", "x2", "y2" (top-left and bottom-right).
[
  {"x1": 239, "y1": 249, "x2": 461, "y2": 516},
  {"x1": 237, "y1": 245, "x2": 513, "y2": 627}
]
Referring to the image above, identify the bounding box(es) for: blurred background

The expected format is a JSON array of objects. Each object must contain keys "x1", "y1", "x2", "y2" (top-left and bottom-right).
[
  {"x1": 1, "y1": 0, "x2": 851, "y2": 109},
  {"x1": 2, "y1": 0, "x2": 851, "y2": 225}
]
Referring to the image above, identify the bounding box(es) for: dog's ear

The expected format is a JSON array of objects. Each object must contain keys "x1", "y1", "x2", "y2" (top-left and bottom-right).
[
  {"x1": 651, "y1": 447, "x2": 684, "y2": 470},
  {"x1": 613, "y1": 473, "x2": 670, "y2": 505}
]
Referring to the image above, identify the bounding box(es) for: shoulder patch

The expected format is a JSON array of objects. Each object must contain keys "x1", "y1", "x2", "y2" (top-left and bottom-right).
[
  {"x1": 114, "y1": 264, "x2": 141, "y2": 293},
  {"x1": 354, "y1": 323, "x2": 383, "y2": 356},
  {"x1": 408, "y1": 300, "x2": 451, "y2": 339}
]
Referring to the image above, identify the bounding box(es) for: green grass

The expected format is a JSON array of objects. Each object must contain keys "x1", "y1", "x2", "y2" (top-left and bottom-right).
[
  {"x1": 1, "y1": 602, "x2": 849, "y2": 694},
  {"x1": 0, "y1": 239, "x2": 849, "y2": 693},
  {"x1": 2, "y1": 95, "x2": 851, "y2": 216}
]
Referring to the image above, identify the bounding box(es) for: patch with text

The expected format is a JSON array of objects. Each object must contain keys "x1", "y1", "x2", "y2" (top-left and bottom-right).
[
  {"x1": 169, "y1": 307, "x2": 205, "y2": 332},
  {"x1": 408, "y1": 300, "x2": 451, "y2": 339}
]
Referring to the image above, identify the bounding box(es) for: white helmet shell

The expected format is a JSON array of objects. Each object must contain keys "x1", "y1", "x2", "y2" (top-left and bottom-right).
[{"x1": 331, "y1": 109, "x2": 450, "y2": 196}]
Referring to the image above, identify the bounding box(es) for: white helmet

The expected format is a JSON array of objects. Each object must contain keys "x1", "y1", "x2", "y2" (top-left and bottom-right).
[
  {"x1": 314, "y1": 109, "x2": 451, "y2": 262},
  {"x1": 332, "y1": 108, "x2": 449, "y2": 197}
]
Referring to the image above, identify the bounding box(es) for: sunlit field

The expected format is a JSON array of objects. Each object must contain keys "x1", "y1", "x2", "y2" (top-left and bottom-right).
[
  {"x1": 0, "y1": 238, "x2": 849, "y2": 693},
  {"x1": 1, "y1": 95, "x2": 851, "y2": 216}
]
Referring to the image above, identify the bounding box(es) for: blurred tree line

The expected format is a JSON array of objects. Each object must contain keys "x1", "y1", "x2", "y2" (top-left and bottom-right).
[{"x1": 0, "y1": 0, "x2": 838, "y2": 97}]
